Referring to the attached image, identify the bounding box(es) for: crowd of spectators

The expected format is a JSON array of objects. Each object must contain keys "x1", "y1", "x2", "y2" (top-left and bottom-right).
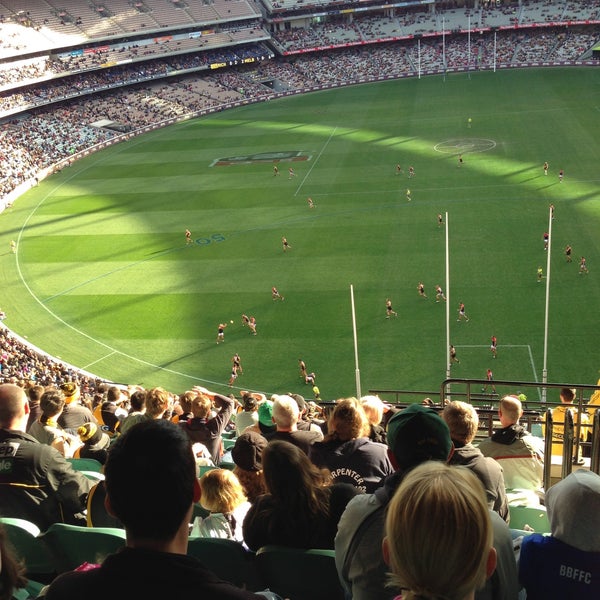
[
  {"x1": 1, "y1": 332, "x2": 599, "y2": 597},
  {"x1": 0, "y1": 25, "x2": 597, "y2": 203}
]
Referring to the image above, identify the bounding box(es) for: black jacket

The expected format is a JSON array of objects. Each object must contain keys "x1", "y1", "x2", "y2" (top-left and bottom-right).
[
  {"x1": 0, "y1": 428, "x2": 93, "y2": 530},
  {"x1": 309, "y1": 437, "x2": 394, "y2": 493},
  {"x1": 46, "y1": 547, "x2": 267, "y2": 599}
]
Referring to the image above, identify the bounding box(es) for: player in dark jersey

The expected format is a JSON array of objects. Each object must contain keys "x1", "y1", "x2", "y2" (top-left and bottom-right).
[{"x1": 386, "y1": 298, "x2": 398, "y2": 318}]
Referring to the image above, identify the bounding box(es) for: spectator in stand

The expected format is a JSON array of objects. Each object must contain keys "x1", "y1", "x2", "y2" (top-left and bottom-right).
[
  {"x1": 74, "y1": 422, "x2": 111, "y2": 465},
  {"x1": 58, "y1": 382, "x2": 97, "y2": 431},
  {"x1": 194, "y1": 469, "x2": 251, "y2": 543},
  {"x1": 118, "y1": 388, "x2": 147, "y2": 434},
  {"x1": 360, "y1": 394, "x2": 387, "y2": 444},
  {"x1": 243, "y1": 400, "x2": 276, "y2": 437},
  {"x1": 180, "y1": 386, "x2": 234, "y2": 465},
  {"x1": 519, "y1": 469, "x2": 600, "y2": 599},
  {"x1": 587, "y1": 378, "x2": 600, "y2": 419},
  {"x1": 443, "y1": 401, "x2": 510, "y2": 522},
  {"x1": 478, "y1": 395, "x2": 544, "y2": 494},
  {"x1": 93, "y1": 385, "x2": 128, "y2": 433},
  {"x1": 145, "y1": 386, "x2": 171, "y2": 421},
  {"x1": 231, "y1": 430, "x2": 268, "y2": 503},
  {"x1": 335, "y1": 403, "x2": 520, "y2": 600},
  {"x1": 234, "y1": 391, "x2": 260, "y2": 435},
  {"x1": 263, "y1": 394, "x2": 321, "y2": 454},
  {"x1": 243, "y1": 440, "x2": 360, "y2": 551},
  {"x1": 546, "y1": 387, "x2": 590, "y2": 464},
  {"x1": 0, "y1": 383, "x2": 93, "y2": 530},
  {"x1": 383, "y1": 462, "x2": 498, "y2": 600},
  {"x1": 175, "y1": 389, "x2": 195, "y2": 424},
  {"x1": 309, "y1": 397, "x2": 393, "y2": 493},
  {"x1": 28, "y1": 387, "x2": 81, "y2": 458},
  {"x1": 288, "y1": 393, "x2": 324, "y2": 439},
  {"x1": 26, "y1": 383, "x2": 43, "y2": 430},
  {"x1": 44, "y1": 419, "x2": 281, "y2": 600}
]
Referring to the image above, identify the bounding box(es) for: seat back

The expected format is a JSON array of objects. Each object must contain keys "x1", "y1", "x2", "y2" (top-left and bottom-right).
[
  {"x1": 0, "y1": 517, "x2": 55, "y2": 580},
  {"x1": 67, "y1": 457, "x2": 104, "y2": 473},
  {"x1": 187, "y1": 537, "x2": 262, "y2": 591},
  {"x1": 86, "y1": 481, "x2": 123, "y2": 529},
  {"x1": 40, "y1": 522, "x2": 126, "y2": 573},
  {"x1": 508, "y1": 504, "x2": 551, "y2": 533},
  {"x1": 255, "y1": 545, "x2": 345, "y2": 600}
]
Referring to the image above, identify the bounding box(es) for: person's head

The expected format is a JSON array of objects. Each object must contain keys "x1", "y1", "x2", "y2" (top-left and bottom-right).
[
  {"x1": 288, "y1": 393, "x2": 306, "y2": 416},
  {"x1": 106, "y1": 386, "x2": 125, "y2": 405},
  {"x1": 60, "y1": 382, "x2": 80, "y2": 405},
  {"x1": 178, "y1": 390, "x2": 196, "y2": 415},
  {"x1": 383, "y1": 462, "x2": 496, "y2": 600},
  {"x1": 262, "y1": 440, "x2": 329, "y2": 513},
  {"x1": 386, "y1": 404, "x2": 453, "y2": 471},
  {"x1": 78, "y1": 422, "x2": 111, "y2": 450},
  {"x1": 0, "y1": 383, "x2": 29, "y2": 431},
  {"x1": 498, "y1": 395, "x2": 523, "y2": 427},
  {"x1": 241, "y1": 392, "x2": 259, "y2": 412},
  {"x1": 129, "y1": 389, "x2": 147, "y2": 413},
  {"x1": 443, "y1": 401, "x2": 479, "y2": 446},
  {"x1": 271, "y1": 394, "x2": 299, "y2": 430},
  {"x1": 191, "y1": 393, "x2": 212, "y2": 419},
  {"x1": 39, "y1": 387, "x2": 66, "y2": 419},
  {"x1": 360, "y1": 395, "x2": 384, "y2": 426},
  {"x1": 104, "y1": 419, "x2": 199, "y2": 543},
  {"x1": 559, "y1": 387, "x2": 575, "y2": 404},
  {"x1": 546, "y1": 469, "x2": 600, "y2": 552},
  {"x1": 27, "y1": 384, "x2": 45, "y2": 406},
  {"x1": 145, "y1": 387, "x2": 171, "y2": 419},
  {"x1": 199, "y1": 469, "x2": 247, "y2": 514},
  {"x1": 328, "y1": 397, "x2": 370, "y2": 441},
  {"x1": 232, "y1": 430, "x2": 267, "y2": 472},
  {"x1": 257, "y1": 400, "x2": 275, "y2": 434}
]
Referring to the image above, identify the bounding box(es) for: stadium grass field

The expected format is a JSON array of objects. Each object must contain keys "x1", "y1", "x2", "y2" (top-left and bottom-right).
[{"x1": 1, "y1": 67, "x2": 599, "y2": 400}]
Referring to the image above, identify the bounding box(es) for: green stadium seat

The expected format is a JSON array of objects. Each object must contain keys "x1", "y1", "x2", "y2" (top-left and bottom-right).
[
  {"x1": 223, "y1": 438, "x2": 237, "y2": 450},
  {"x1": 40, "y1": 523, "x2": 126, "y2": 573},
  {"x1": 187, "y1": 537, "x2": 262, "y2": 591},
  {"x1": 66, "y1": 457, "x2": 104, "y2": 473},
  {"x1": 0, "y1": 518, "x2": 56, "y2": 581},
  {"x1": 12, "y1": 579, "x2": 45, "y2": 600},
  {"x1": 255, "y1": 545, "x2": 345, "y2": 600}
]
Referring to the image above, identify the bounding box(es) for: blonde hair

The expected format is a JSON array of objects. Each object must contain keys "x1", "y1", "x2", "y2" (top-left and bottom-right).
[
  {"x1": 191, "y1": 394, "x2": 213, "y2": 419},
  {"x1": 328, "y1": 397, "x2": 370, "y2": 441},
  {"x1": 442, "y1": 401, "x2": 479, "y2": 445},
  {"x1": 199, "y1": 469, "x2": 247, "y2": 514},
  {"x1": 145, "y1": 387, "x2": 170, "y2": 419},
  {"x1": 360, "y1": 395, "x2": 384, "y2": 426},
  {"x1": 499, "y1": 395, "x2": 522, "y2": 424},
  {"x1": 385, "y1": 462, "x2": 493, "y2": 600}
]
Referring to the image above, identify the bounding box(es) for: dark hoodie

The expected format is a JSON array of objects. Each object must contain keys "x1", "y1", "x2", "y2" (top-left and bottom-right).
[
  {"x1": 448, "y1": 442, "x2": 510, "y2": 522},
  {"x1": 309, "y1": 437, "x2": 393, "y2": 493},
  {"x1": 491, "y1": 423, "x2": 528, "y2": 444}
]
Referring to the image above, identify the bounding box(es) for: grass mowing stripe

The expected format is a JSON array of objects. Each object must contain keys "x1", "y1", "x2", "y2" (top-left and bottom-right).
[{"x1": 0, "y1": 68, "x2": 598, "y2": 396}]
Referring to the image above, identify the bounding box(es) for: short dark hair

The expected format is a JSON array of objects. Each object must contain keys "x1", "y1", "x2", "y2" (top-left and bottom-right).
[
  {"x1": 106, "y1": 386, "x2": 122, "y2": 403},
  {"x1": 129, "y1": 389, "x2": 146, "y2": 412},
  {"x1": 40, "y1": 388, "x2": 65, "y2": 418},
  {"x1": 104, "y1": 419, "x2": 196, "y2": 541}
]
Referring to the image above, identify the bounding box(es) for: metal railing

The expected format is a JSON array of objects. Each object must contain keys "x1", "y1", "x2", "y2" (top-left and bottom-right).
[{"x1": 369, "y1": 378, "x2": 600, "y2": 481}]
